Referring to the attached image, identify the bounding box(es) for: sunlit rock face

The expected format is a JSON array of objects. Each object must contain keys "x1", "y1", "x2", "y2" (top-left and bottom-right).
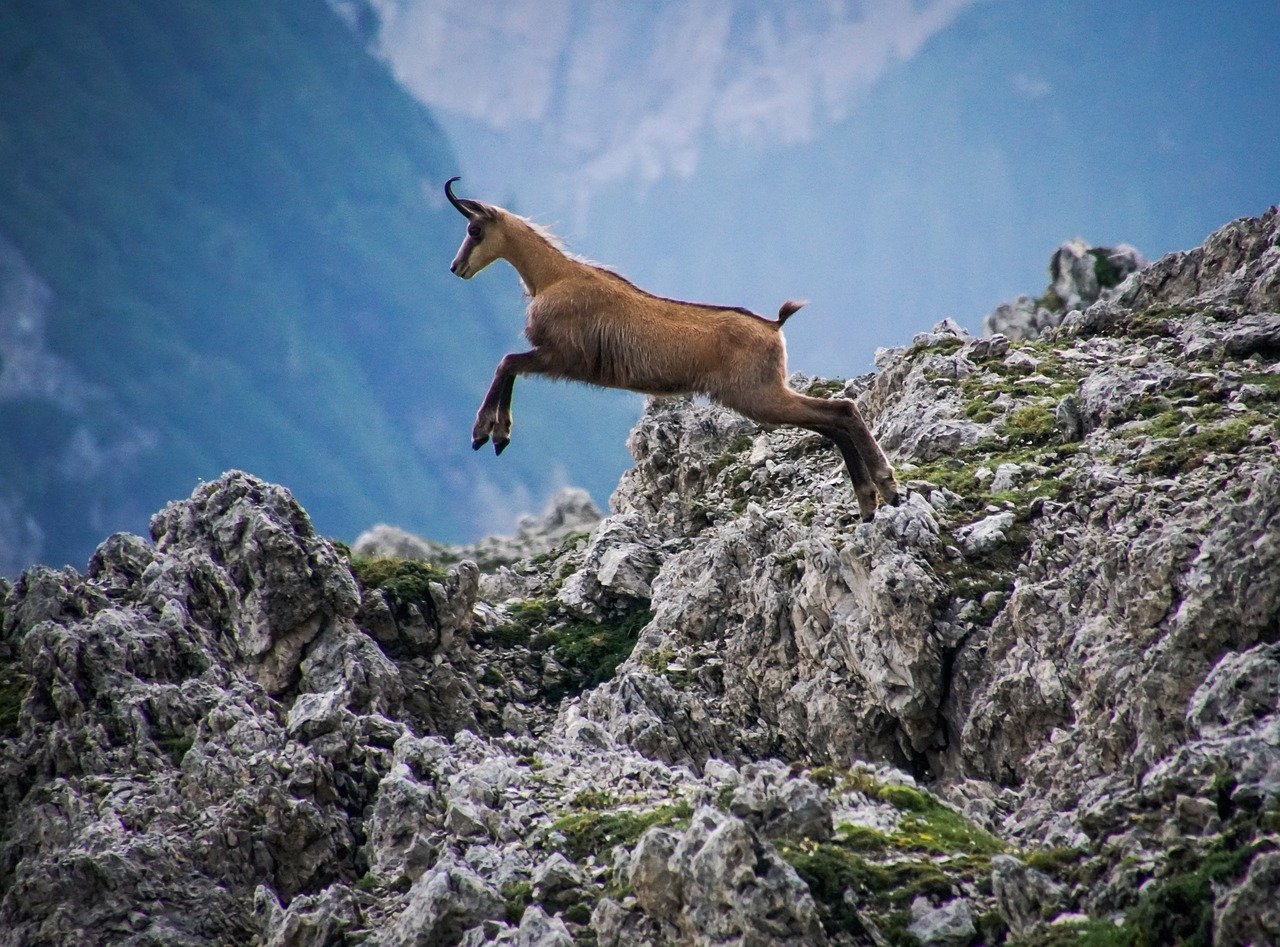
[{"x1": 2, "y1": 207, "x2": 1278, "y2": 945}]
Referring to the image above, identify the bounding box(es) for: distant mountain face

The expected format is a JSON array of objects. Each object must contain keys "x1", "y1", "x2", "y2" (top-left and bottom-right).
[
  {"x1": 357, "y1": 0, "x2": 982, "y2": 199},
  {"x1": 0, "y1": 0, "x2": 637, "y2": 574}
]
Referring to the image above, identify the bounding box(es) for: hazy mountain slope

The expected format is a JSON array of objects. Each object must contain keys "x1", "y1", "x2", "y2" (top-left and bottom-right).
[{"x1": 0, "y1": 0, "x2": 635, "y2": 574}]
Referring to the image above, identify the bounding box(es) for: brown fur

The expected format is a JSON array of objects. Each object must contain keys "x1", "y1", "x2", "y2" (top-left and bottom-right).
[{"x1": 447, "y1": 187, "x2": 899, "y2": 520}]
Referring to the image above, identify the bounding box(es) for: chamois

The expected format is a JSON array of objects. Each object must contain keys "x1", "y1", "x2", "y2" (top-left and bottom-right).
[{"x1": 445, "y1": 177, "x2": 900, "y2": 521}]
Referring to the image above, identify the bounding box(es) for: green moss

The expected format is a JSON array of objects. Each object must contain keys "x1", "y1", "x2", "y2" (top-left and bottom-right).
[
  {"x1": 0, "y1": 661, "x2": 29, "y2": 738},
  {"x1": 349, "y1": 555, "x2": 447, "y2": 622},
  {"x1": 918, "y1": 335, "x2": 965, "y2": 356},
  {"x1": 1024, "y1": 846, "x2": 1088, "y2": 875},
  {"x1": 837, "y1": 823, "x2": 892, "y2": 853},
  {"x1": 1030, "y1": 918, "x2": 1133, "y2": 946},
  {"x1": 1004, "y1": 403, "x2": 1058, "y2": 447},
  {"x1": 1132, "y1": 417, "x2": 1254, "y2": 475},
  {"x1": 570, "y1": 789, "x2": 619, "y2": 811},
  {"x1": 501, "y1": 881, "x2": 533, "y2": 924},
  {"x1": 153, "y1": 731, "x2": 194, "y2": 766},
  {"x1": 478, "y1": 597, "x2": 558, "y2": 648},
  {"x1": 1035, "y1": 287, "x2": 1066, "y2": 314},
  {"x1": 477, "y1": 598, "x2": 649, "y2": 700},
  {"x1": 708, "y1": 435, "x2": 755, "y2": 478},
  {"x1": 561, "y1": 902, "x2": 593, "y2": 925},
  {"x1": 526, "y1": 531, "x2": 592, "y2": 568},
  {"x1": 554, "y1": 800, "x2": 693, "y2": 863},
  {"x1": 1121, "y1": 829, "x2": 1258, "y2": 947},
  {"x1": 804, "y1": 378, "x2": 848, "y2": 397},
  {"x1": 780, "y1": 840, "x2": 956, "y2": 941},
  {"x1": 976, "y1": 909, "x2": 1011, "y2": 944},
  {"x1": 876, "y1": 785, "x2": 1005, "y2": 856},
  {"x1": 1030, "y1": 814, "x2": 1267, "y2": 947},
  {"x1": 547, "y1": 608, "x2": 651, "y2": 700},
  {"x1": 1088, "y1": 248, "x2": 1123, "y2": 289},
  {"x1": 1120, "y1": 305, "x2": 1198, "y2": 340},
  {"x1": 778, "y1": 842, "x2": 883, "y2": 937}
]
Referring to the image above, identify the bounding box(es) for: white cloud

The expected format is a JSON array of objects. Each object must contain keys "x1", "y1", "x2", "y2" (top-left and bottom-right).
[
  {"x1": 1013, "y1": 71, "x2": 1052, "y2": 100},
  {"x1": 365, "y1": 0, "x2": 984, "y2": 195}
]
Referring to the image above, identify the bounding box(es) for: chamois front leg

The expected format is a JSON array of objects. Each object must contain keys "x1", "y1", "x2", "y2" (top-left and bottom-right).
[{"x1": 472, "y1": 350, "x2": 547, "y2": 455}]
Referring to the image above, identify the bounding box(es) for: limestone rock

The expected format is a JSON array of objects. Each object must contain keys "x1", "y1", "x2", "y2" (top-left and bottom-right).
[
  {"x1": 355, "y1": 487, "x2": 602, "y2": 570},
  {"x1": 984, "y1": 238, "x2": 1147, "y2": 339},
  {"x1": 616, "y1": 807, "x2": 828, "y2": 946}
]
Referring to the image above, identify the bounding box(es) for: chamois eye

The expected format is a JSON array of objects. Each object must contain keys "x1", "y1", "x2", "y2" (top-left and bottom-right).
[{"x1": 467, "y1": 224, "x2": 483, "y2": 239}]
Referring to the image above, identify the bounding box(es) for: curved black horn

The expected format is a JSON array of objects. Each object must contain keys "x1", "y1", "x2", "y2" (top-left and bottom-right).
[{"x1": 444, "y1": 176, "x2": 473, "y2": 219}]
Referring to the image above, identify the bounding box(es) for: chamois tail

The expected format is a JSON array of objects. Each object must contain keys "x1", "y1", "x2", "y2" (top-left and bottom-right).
[{"x1": 776, "y1": 299, "x2": 806, "y2": 326}]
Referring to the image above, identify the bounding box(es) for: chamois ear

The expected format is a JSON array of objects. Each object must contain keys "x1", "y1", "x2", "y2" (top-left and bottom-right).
[
  {"x1": 445, "y1": 176, "x2": 498, "y2": 221},
  {"x1": 465, "y1": 200, "x2": 500, "y2": 221}
]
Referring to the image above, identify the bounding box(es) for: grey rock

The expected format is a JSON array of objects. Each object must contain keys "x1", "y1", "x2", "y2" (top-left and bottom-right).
[
  {"x1": 1055, "y1": 393, "x2": 1084, "y2": 442},
  {"x1": 516, "y1": 905, "x2": 575, "y2": 947},
  {"x1": 983, "y1": 238, "x2": 1147, "y2": 340},
  {"x1": 907, "y1": 896, "x2": 976, "y2": 946},
  {"x1": 955, "y1": 511, "x2": 1016, "y2": 555},
  {"x1": 991, "y1": 855, "x2": 1067, "y2": 936},
  {"x1": 983, "y1": 295, "x2": 1059, "y2": 341},
  {"x1": 557, "y1": 513, "x2": 660, "y2": 618},
  {"x1": 383, "y1": 858, "x2": 505, "y2": 947},
  {"x1": 356, "y1": 487, "x2": 601, "y2": 570},
  {"x1": 531, "y1": 852, "x2": 584, "y2": 909},
  {"x1": 149, "y1": 470, "x2": 360, "y2": 694},
  {"x1": 727, "y1": 760, "x2": 833, "y2": 841},
  {"x1": 1213, "y1": 850, "x2": 1280, "y2": 947},
  {"x1": 261, "y1": 884, "x2": 360, "y2": 947},
  {"x1": 620, "y1": 807, "x2": 828, "y2": 946},
  {"x1": 6, "y1": 206, "x2": 1280, "y2": 947}
]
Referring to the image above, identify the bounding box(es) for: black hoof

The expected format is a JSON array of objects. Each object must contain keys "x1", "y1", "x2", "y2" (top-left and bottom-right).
[
  {"x1": 493, "y1": 438, "x2": 509, "y2": 456},
  {"x1": 861, "y1": 512, "x2": 876, "y2": 524},
  {"x1": 472, "y1": 435, "x2": 489, "y2": 451},
  {"x1": 889, "y1": 491, "x2": 903, "y2": 507}
]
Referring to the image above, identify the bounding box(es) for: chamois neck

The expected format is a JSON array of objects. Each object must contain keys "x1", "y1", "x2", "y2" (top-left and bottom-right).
[{"x1": 501, "y1": 217, "x2": 576, "y2": 296}]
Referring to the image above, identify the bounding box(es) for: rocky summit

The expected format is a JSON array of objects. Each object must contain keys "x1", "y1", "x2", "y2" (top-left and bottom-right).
[{"x1": 2, "y1": 208, "x2": 1279, "y2": 946}]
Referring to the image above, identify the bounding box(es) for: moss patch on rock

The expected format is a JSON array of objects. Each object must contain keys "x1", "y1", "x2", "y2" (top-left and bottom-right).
[
  {"x1": 554, "y1": 800, "x2": 693, "y2": 863},
  {"x1": 0, "y1": 660, "x2": 30, "y2": 738}
]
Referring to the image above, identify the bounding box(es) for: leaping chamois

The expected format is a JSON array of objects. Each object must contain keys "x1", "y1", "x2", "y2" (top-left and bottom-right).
[{"x1": 444, "y1": 177, "x2": 899, "y2": 521}]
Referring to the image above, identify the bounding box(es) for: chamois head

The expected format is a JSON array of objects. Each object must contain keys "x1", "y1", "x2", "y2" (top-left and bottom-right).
[{"x1": 446, "y1": 177, "x2": 505, "y2": 279}]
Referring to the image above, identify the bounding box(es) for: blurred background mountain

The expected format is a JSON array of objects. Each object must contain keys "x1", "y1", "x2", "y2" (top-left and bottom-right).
[
  {"x1": 2, "y1": 0, "x2": 1277, "y2": 574},
  {"x1": 0, "y1": 0, "x2": 635, "y2": 575}
]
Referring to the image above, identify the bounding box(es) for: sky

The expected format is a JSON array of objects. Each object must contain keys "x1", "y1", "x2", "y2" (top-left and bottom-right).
[{"x1": 354, "y1": 0, "x2": 1280, "y2": 377}]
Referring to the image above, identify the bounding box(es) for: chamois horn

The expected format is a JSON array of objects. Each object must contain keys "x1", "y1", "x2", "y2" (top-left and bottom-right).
[{"x1": 444, "y1": 176, "x2": 475, "y2": 219}]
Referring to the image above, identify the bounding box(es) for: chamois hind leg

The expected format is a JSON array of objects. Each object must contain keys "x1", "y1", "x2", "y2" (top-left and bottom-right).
[
  {"x1": 473, "y1": 350, "x2": 546, "y2": 455},
  {"x1": 821, "y1": 427, "x2": 881, "y2": 521},
  {"x1": 723, "y1": 386, "x2": 881, "y2": 521},
  {"x1": 841, "y1": 402, "x2": 900, "y2": 506}
]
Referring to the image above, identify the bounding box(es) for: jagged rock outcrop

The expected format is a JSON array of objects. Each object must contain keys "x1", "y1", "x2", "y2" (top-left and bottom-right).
[
  {"x1": 2, "y1": 208, "x2": 1279, "y2": 945},
  {"x1": 354, "y1": 488, "x2": 602, "y2": 571},
  {"x1": 983, "y1": 238, "x2": 1147, "y2": 340}
]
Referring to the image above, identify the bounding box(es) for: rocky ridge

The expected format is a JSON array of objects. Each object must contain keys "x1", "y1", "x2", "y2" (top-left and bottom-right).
[
  {"x1": 983, "y1": 239, "x2": 1147, "y2": 341},
  {"x1": 1, "y1": 208, "x2": 1279, "y2": 945}
]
